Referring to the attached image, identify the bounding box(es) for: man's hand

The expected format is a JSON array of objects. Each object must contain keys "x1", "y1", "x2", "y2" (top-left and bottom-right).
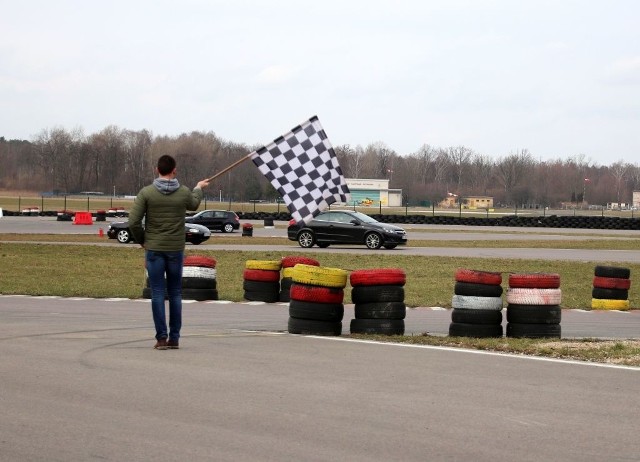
[{"x1": 196, "y1": 179, "x2": 211, "y2": 189}]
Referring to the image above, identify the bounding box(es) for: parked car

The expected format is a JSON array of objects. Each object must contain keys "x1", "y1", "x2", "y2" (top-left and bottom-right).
[
  {"x1": 107, "y1": 221, "x2": 212, "y2": 245},
  {"x1": 287, "y1": 210, "x2": 407, "y2": 249},
  {"x1": 185, "y1": 210, "x2": 240, "y2": 233}
]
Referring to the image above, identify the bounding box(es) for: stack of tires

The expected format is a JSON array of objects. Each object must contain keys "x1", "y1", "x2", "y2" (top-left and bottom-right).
[
  {"x1": 279, "y1": 256, "x2": 320, "y2": 302},
  {"x1": 592, "y1": 266, "x2": 631, "y2": 311},
  {"x1": 243, "y1": 260, "x2": 282, "y2": 302},
  {"x1": 287, "y1": 264, "x2": 348, "y2": 336},
  {"x1": 142, "y1": 255, "x2": 218, "y2": 301},
  {"x1": 449, "y1": 268, "x2": 504, "y2": 338},
  {"x1": 182, "y1": 255, "x2": 219, "y2": 300},
  {"x1": 506, "y1": 273, "x2": 562, "y2": 338},
  {"x1": 349, "y1": 268, "x2": 406, "y2": 336}
]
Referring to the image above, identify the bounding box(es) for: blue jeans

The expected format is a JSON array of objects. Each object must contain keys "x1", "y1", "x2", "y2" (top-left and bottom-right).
[{"x1": 145, "y1": 250, "x2": 184, "y2": 341}]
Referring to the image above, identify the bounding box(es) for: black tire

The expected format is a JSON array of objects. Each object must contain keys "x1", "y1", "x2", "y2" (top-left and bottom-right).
[
  {"x1": 451, "y1": 308, "x2": 502, "y2": 325},
  {"x1": 243, "y1": 280, "x2": 280, "y2": 292},
  {"x1": 351, "y1": 285, "x2": 405, "y2": 304},
  {"x1": 182, "y1": 288, "x2": 218, "y2": 301},
  {"x1": 289, "y1": 300, "x2": 344, "y2": 322},
  {"x1": 189, "y1": 239, "x2": 203, "y2": 245},
  {"x1": 354, "y1": 302, "x2": 406, "y2": 320},
  {"x1": 506, "y1": 304, "x2": 561, "y2": 324},
  {"x1": 279, "y1": 277, "x2": 293, "y2": 302},
  {"x1": 288, "y1": 317, "x2": 342, "y2": 336},
  {"x1": 364, "y1": 232, "x2": 383, "y2": 249},
  {"x1": 182, "y1": 277, "x2": 217, "y2": 290},
  {"x1": 350, "y1": 318, "x2": 405, "y2": 335},
  {"x1": 592, "y1": 287, "x2": 629, "y2": 300},
  {"x1": 454, "y1": 281, "x2": 503, "y2": 297},
  {"x1": 297, "y1": 230, "x2": 315, "y2": 248},
  {"x1": 223, "y1": 223, "x2": 235, "y2": 233},
  {"x1": 244, "y1": 289, "x2": 280, "y2": 303},
  {"x1": 507, "y1": 322, "x2": 561, "y2": 339},
  {"x1": 594, "y1": 265, "x2": 630, "y2": 279},
  {"x1": 448, "y1": 322, "x2": 503, "y2": 338}
]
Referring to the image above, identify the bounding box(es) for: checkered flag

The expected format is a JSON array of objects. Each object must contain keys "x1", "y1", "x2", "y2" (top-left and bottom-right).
[{"x1": 250, "y1": 116, "x2": 351, "y2": 225}]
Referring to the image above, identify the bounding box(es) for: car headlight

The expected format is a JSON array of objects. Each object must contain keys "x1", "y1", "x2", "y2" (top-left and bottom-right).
[
  {"x1": 381, "y1": 227, "x2": 397, "y2": 233},
  {"x1": 187, "y1": 228, "x2": 199, "y2": 233}
]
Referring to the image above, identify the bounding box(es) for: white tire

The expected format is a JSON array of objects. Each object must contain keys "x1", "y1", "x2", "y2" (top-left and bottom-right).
[
  {"x1": 506, "y1": 288, "x2": 562, "y2": 305},
  {"x1": 182, "y1": 266, "x2": 217, "y2": 279},
  {"x1": 451, "y1": 295, "x2": 503, "y2": 311}
]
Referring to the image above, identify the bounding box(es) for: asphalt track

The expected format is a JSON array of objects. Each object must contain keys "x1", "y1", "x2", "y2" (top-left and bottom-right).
[
  {"x1": 2, "y1": 216, "x2": 640, "y2": 460},
  {"x1": 1, "y1": 296, "x2": 639, "y2": 461}
]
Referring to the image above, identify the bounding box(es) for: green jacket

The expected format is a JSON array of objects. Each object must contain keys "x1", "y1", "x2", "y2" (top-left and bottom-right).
[{"x1": 128, "y1": 184, "x2": 203, "y2": 251}]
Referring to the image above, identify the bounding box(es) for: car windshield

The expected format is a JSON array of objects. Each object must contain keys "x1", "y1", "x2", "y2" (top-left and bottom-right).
[{"x1": 347, "y1": 211, "x2": 378, "y2": 223}]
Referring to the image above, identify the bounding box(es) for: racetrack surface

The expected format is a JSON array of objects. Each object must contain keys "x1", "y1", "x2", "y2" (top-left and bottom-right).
[{"x1": 1, "y1": 296, "x2": 638, "y2": 461}]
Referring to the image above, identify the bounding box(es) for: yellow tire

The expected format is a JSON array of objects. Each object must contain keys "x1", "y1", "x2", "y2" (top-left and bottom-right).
[
  {"x1": 282, "y1": 267, "x2": 296, "y2": 279},
  {"x1": 591, "y1": 298, "x2": 630, "y2": 311},
  {"x1": 291, "y1": 264, "x2": 348, "y2": 288},
  {"x1": 245, "y1": 260, "x2": 282, "y2": 271}
]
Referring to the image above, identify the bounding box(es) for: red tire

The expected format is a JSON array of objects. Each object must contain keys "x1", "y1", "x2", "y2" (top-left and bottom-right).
[
  {"x1": 593, "y1": 276, "x2": 631, "y2": 290},
  {"x1": 243, "y1": 268, "x2": 280, "y2": 282},
  {"x1": 350, "y1": 268, "x2": 406, "y2": 287},
  {"x1": 184, "y1": 255, "x2": 217, "y2": 268},
  {"x1": 289, "y1": 283, "x2": 345, "y2": 304},
  {"x1": 508, "y1": 273, "x2": 560, "y2": 289},
  {"x1": 454, "y1": 268, "x2": 502, "y2": 285},
  {"x1": 281, "y1": 256, "x2": 320, "y2": 268}
]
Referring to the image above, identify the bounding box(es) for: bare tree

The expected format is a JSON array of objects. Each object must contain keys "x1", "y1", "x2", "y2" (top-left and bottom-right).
[
  {"x1": 447, "y1": 146, "x2": 473, "y2": 193},
  {"x1": 609, "y1": 160, "x2": 629, "y2": 204},
  {"x1": 494, "y1": 149, "x2": 535, "y2": 205}
]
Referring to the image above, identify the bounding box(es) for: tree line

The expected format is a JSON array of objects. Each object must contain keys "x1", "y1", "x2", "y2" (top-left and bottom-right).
[{"x1": 1, "y1": 127, "x2": 638, "y2": 208}]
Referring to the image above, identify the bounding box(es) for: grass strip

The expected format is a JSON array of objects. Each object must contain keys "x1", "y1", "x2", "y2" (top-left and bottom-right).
[
  {"x1": 348, "y1": 335, "x2": 640, "y2": 367},
  {"x1": 1, "y1": 242, "x2": 638, "y2": 308},
  {"x1": 2, "y1": 233, "x2": 640, "y2": 250}
]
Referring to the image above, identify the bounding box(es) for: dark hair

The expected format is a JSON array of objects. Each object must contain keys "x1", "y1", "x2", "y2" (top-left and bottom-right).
[{"x1": 157, "y1": 155, "x2": 176, "y2": 175}]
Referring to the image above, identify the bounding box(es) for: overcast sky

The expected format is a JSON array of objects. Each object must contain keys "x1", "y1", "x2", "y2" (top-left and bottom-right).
[{"x1": 1, "y1": 0, "x2": 638, "y2": 165}]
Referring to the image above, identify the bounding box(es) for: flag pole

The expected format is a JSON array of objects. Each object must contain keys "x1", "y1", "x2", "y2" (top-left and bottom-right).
[{"x1": 206, "y1": 152, "x2": 253, "y2": 182}]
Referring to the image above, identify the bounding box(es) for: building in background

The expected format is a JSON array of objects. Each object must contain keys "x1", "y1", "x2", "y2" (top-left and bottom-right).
[{"x1": 344, "y1": 179, "x2": 403, "y2": 207}]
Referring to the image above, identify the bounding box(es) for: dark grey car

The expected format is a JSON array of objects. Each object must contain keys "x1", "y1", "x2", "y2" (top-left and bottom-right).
[
  {"x1": 185, "y1": 210, "x2": 240, "y2": 233},
  {"x1": 287, "y1": 210, "x2": 407, "y2": 249}
]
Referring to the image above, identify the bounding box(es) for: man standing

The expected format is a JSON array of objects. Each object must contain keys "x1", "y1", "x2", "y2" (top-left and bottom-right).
[{"x1": 129, "y1": 155, "x2": 210, "y2": 350}]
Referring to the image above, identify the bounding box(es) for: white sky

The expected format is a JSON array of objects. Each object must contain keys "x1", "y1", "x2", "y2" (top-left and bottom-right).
[{"x1": 1, "y1": 0, "x2": 639, "y2": 165}]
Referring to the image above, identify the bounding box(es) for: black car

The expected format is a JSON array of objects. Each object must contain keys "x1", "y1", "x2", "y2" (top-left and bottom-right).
[
  {"x1": 107, "y1": 221, "x2": 212, "y2": 245},
  {"x1": 185, "y1": 210, "x2": 240, "y2": 233},
  {"x1": 287, "y1": 210, "x2": 407, "y2": 249}
]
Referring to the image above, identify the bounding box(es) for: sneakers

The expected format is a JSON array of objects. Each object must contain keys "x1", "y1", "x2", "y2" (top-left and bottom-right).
[
  {"x1": 154, "y1": 338, "x2": 168, "y2": 350},
  {"x1": 167, "y1": 339, "x2": 179, "y2": 349}
]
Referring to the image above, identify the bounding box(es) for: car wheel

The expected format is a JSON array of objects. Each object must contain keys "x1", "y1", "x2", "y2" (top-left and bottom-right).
[
  {"x1": 364, "y1": 232, "x2": 382, "y2": 249},
  {"x1": 297, "y1": 231, "x2": 315, "y2": 248},
  {"x1": 116, "y1": 229, "x2": 131, "y2": 243},
  {"x1": 189, "y1": 239, "x2": 202, "y2": 245},
  {"x1": 383, "y1": 244, "x2": 397, "y2": 249},
  {"x1": 223, "y1": 223, "x2": 234, "y2": 233}
]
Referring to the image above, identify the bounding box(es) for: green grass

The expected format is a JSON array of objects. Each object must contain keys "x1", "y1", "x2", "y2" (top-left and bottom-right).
[
  {"x1": 2, "y1": 233, "x2": 640, "y2": 250},
  {"x1": 348, "y1": 335, "x2": 640, "y2": 366},
  {"x1": 1, "y1": 241, "x2": 638, "y2": 309}
]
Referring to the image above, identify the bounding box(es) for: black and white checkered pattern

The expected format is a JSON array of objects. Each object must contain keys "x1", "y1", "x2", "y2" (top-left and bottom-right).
[{"x1": 250, "y1": 116, "x2": 351, "y2": 225}]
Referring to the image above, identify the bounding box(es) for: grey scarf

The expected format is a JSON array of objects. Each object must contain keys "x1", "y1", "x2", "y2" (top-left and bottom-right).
[{"x1": 153, "y1": 178, "x2": 180, "y2": 194}]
